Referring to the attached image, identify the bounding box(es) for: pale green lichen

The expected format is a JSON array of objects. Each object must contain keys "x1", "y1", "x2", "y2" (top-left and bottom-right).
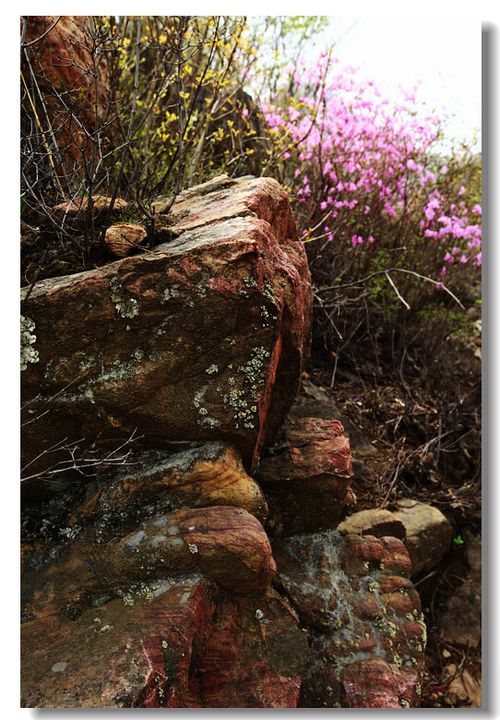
[
  {"x1": 156, "y1": 316, "x2": 173, "y2": 335},
  {"x1": 193, "y1": 386, "x2": 213, "y2": 422},
  {"x1": 243, "y1": 276, "x2": 258, "y2": 289},
  {"x1": 163, "y1": 286, "x2": 179, "y2": 302},
  {"x1": 393, "y1": 653, "x2": 403, "y2": 668},
  {"x1": 51, "y1": 662, "x2": 67, "y2": 673},
  {"x1": 222, "y1": 387, "x2": 256, "y2": 429},
  {"x1": 193, "y1": 347, "x2": 270, "y2": 431},
  {"x1": 386, "y1": 621, "x2": 398, "y2": 638},
  {"x1": 20, "y1": 315, "x2": 39, "y2": 370},
  {"x1": 412, "y1": 609, "x2": 427, "y2": 646},
  {"x1": 123, "y1": 581, "x2": 162, "y2": 603},
  {"x1": 110, "y1": 276, "x2": 139, "y2": 319},
  {"x1": 239, "y1": 346, "x2": 270, "y2": 385},
  {"x1": 263, "y1": 281, "x2": 277, "y2": 302}
]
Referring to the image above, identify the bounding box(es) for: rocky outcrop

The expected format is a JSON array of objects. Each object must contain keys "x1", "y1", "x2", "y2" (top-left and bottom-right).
[
  {"x1": 22, "y1": 506, "x2": 275, "y2": 621},
  {"x1": 274, "y1": 531, "x2": 426, "y2": 708},
  {"x1": 22, "y1": 500, "x2": 302, "y2": 708},
  {"x1": 21, "y1": 175, "x2": 311, "y2": 484},
  {"x1": 20, "y1": 175, "x2": 433, "y2": 709},
  {"x1": 22, "y1": 577, "x2": 211, "y2": 708}
]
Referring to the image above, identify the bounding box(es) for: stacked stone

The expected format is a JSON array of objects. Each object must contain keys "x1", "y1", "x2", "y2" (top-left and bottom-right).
[{"x1": 21, "y1": 175, "x2": 445, "y2": 709}]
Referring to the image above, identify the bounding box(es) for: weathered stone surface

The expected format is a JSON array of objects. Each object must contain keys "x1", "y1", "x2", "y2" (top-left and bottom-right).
[
  {"x1": 177, "y1": 506, "x2": 276, "y2": 594},
  {"x1": 22, "y1": 506, "x2": 275, "y2": 621},
  {"x1": 392, "y1": 499, "x2": 454, "y2": 576},
  {"x1": 21, "y1": 579, "x2": 307, "y2": 708},
  {"x1": 21, "y1": 576, "x2": 209, "y2": 708},
  {"x1": 21, "y1": 175, "x2": 311, "y2": 483},
  {"x1": 273, "y1": 532, "x2": 425, "y2": 708},
  {"x1": 338, "y1": 509, "x2": 406, "y2": 540},
  {"x1": 69, "y1": 442, "x2": 268, "y2": 526},
  {"x1": 151, "y1": 174, "x2": 298, "y2": 243},
  {"x1": 105, "y1": 223, "x2": 147, "y2": 257},
  {"x1": 195, "y1": 588, "x2": 309, "y2": 707},
  {"x1": 258, "y1": 415, "x2": 352, "y2": 535},
  {"x1": 299, "y1": 378, "x2": 377, "y2": 456},
  {"x1": 342, "y1": 658, "x2": 418, "y2": 708}
]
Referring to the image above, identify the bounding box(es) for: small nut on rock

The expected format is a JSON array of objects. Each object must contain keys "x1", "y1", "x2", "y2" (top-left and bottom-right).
[{"x1": 105, "y1": 223, "x2": 147, "y2": 257}]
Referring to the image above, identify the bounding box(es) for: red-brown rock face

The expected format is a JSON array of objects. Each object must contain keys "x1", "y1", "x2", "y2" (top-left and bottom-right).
[
  {"x1": 22, "y1": 577, "x2": 212, "y2": 708},
  {"x1": 21, "y1": 17, "x2": 113, "y2": 175},
  {"x1": 258, "y1": 414, "x2": 352, "y2": 535},
  {"x1": 273, "y1": 531, "x2": 426, "y2": 708},
  {"x1": 22, "y1": 499, "x2": 306, "y2": 708},
  {"x1": 21, "y1": 175, "x2": 312, "y2": 483},
  {"x1": 194, "y1": 588, "x2": 309, "y2": 707},
  {"x1": 21, "y1": 579, "x2": 309, "y2": 709},
  {"x1": 22, "y1": 506, "x2": 276, "y2": 621}
]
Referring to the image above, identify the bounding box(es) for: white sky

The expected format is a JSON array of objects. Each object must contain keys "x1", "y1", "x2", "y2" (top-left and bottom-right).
[{"x1": 311, "y1": 14, "x2": 482, "y2": 152}]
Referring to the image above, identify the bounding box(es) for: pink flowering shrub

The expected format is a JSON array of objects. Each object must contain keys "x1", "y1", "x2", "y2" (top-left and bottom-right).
[
  {"x1": 258, "y1": 54, "x2": 481, "y2": 380},
  {"x1": 262, "y1": 54, "x2": 481, "y2": 295}
]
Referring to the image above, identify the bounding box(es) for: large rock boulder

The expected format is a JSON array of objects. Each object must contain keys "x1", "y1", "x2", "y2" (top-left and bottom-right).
[
  {"x1": 338, "y1": 509, "x2": 406, "y2": 540},
  {"x1": 21, "y1": 175, "x2": 312, "y2": 485},
  {"x1": 22, "y1": 505, "x2": 276, "y2": 622},
  {"x1": 21, "y1": 579, "x2": 308, "y2": 708},
  {"x1": 67, "y1": 442, "x2": 268, "y2": 527},
  {"x1": 273, "y1": 531, "x2": 426, "y2": 708},
  {"x1": 392, "y1": 499, "x2": 454, "y2": 576}
]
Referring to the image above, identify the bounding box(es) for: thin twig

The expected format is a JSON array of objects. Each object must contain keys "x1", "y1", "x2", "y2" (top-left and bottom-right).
[
  {"x1": 21, "y1": 16, "x2": 61, "y2": 48},
  {"x1": 385, "y1": 271, "x2": 411, "y2": 310}
]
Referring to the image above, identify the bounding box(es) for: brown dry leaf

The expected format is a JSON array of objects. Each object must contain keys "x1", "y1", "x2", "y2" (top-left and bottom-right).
[{"x1": 444, "y1": 663, "x2": 481, "y2": 708}]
